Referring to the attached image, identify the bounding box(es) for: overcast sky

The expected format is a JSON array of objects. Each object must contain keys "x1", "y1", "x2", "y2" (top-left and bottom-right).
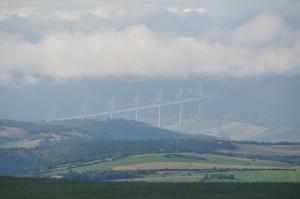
[{"x1": 0, "y1": 0, "x2": 300, "y2": 86}]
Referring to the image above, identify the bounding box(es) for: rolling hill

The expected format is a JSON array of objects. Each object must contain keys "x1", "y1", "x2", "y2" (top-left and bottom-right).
[
  {"x1": 1, "y1": 118, "x2": 300, "y2": 182},
  {"x1": 0, "y1": 119, "x2": 221, "y2": 175},
  {"x1": 0, "y1": 119, "x2": 213, "y2": 149}
]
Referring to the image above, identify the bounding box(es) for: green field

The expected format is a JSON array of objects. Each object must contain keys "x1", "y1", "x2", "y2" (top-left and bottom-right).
[
  {"x1": 45, "y1": 152, "x2": 300, "y2": 182},
  {"x1": 48, "y1": 153, "x2": 292, "y2": 175},
  {"x1": 50, "y1": 153, "x2": 209, "y2": 174},
  {"x1": 130, "y1": 169, "x2": 300, "y2": 182},
  {"x1": 0, "y1": 139, "x2": 24, "y2": 148},
  {"x1": 231, "y1": 143, "x2": 300, "y2": 156},
  {"x1": 233, "y1": 170, "x2": 300, "y2": 182},
  {"x1": 1, "y1": 177, "x2": 300, "y2": 199}
]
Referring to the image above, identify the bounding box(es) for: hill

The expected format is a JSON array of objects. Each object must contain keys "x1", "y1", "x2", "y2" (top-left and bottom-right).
[
  {"x1": 165, "y1": 117, "x2": 300, "y2": 142},
  {"x1": 1, "y1": 119, "x2": 300, "y2": 182},
  {"x1": 0, "y1": 119, "x2": 222, "y2": 175},
  {"x1": 0, "y1": 119, "x2": 213, "y2": 149}
]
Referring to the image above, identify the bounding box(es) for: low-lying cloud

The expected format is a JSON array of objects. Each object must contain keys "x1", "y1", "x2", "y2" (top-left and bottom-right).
[{"x1": 0, "y1": 1, "x2": 300, "y2": 85}]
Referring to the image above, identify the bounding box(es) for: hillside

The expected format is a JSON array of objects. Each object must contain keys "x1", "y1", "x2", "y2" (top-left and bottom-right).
[
  {"x1": 0, "y1": 119, "x2": 213, "y2": 149},
  {"x1": 1, "y1": 119, "x2": 300, "y2": 182},
  {"x1": 252, "y1": 126, "x2": 300, "y2": 142},
  {"x1": 165, "y1": 117, "x2": 300, "y2": 142},
  {"x1": 0, "y1": 119, "x2": 222, "y2": 175}
]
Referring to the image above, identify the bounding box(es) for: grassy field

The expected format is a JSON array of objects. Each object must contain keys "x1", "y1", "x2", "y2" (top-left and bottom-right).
[
  {"x1": 119, "y1": 171, "x2": 206, "y2": 182},
  {"x1": 0, "y1": 139, "x2": 40, "y2": 149},
  {"x1": 164, "y1": 118, "x2": 221, "y2": 135},
  {"x1": 126, "y1": 173, "x2": 204, "y2": 182},
  {"x1": 0, "y1": 140, "x2": 20, "y2": 148},
  {"x1": 112, "y1": 162, "x2": 277, "y2": 171},
  {"x1": 48, "y1": 153, "x2": 292, "y2": 175},
  {"x1": 233, "y1": 169, "x2": 300, "y2": 182},
  {"x1": 121, "y1": 169, "x2": 300, "y2": 183},
  {"x1": 164, "y1": 119, "x2": 269, "y2": 141},
  {"x1": 206, "y1": 122, "x2": 269, "y2": 140},
  {"x1": 45, "y1": 153, "x2": 300, "y2": 183},
  {"x1": 202, "y1": 169, "x2": 300, "y2": 182},
  {"x1": 45, "y1": 152, "x2": 300, "y2": 183},
  {"x1": 1, "y1": 177, "x2": 300, "y2": 199},
  {"x1": 231, "y1": 143, "x2": 300, "y2": 156}
]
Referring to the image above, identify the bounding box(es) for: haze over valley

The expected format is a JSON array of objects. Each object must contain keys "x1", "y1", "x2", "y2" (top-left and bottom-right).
[{"x1": 0, "y1": 0, "x2": 300, "y2": 198}]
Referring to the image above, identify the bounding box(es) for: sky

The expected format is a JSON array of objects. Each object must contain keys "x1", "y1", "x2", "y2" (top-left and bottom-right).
[{"x1": 0, "y1": 0, "x2": 300, "y2": 86}]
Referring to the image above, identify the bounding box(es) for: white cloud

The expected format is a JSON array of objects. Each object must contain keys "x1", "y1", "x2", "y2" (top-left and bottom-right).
[
  {"x1": 0, "y1": 24, "x2": 299, "y2": 84},
  {"x1": 88, "y1": 7, "x2": 111, "y2": 19},
  {"x1": 233, "y1": 14, "x2": 287, "y2": 45},
  {"x1": 0, "y1": 1, "x2": 160, "y2": 22},
  {"x1": 0, "y1": 1, "x2": 299, "y2": 85},
  {"x1": 0, "y1": 6, "x2": 40, "y2": 21},
  {"x1": 167, "y1": 7, "x2": 208, "y2": 14},
  {"x1": 50, "y1": 10, "x2": 83, "y2": 21}
]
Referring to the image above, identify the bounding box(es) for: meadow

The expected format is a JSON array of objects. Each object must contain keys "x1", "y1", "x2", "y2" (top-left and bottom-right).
[
  {"x1": 128, "y1": 169, "x2": 300, "y2": 182},
  {"x1": 48, "y1": 153, "x2": 292, "y2": 174},
  {"x1": 44, "y1": 152, "x2": 300, "y2": 182}
]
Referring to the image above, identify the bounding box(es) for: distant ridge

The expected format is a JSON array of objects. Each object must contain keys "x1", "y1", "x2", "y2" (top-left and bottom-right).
[{"x1": 0, "y1": 119, "x2": 213, "y2": 141}]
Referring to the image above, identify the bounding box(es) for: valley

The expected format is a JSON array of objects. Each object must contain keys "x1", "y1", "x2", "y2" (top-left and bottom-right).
[{"x1": 1, "y1": 118, "x2": 299, "y2": 183}]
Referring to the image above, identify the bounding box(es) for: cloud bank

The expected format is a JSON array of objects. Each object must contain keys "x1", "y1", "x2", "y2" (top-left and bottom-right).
[{"x1": 0, "y1": 1, "x2": 300, "y2": 85}]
